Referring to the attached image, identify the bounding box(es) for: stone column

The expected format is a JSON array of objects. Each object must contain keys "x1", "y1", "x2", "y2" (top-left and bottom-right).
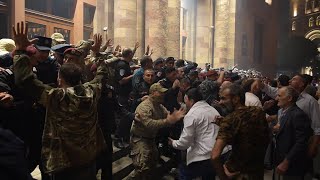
[
  {"x1": 93, "y1": 0, "x2": 105, "y2": 35},
  {"x1": 107, "y1": 0, "x2": 114, "y2": 41},
  {"x1": 136, "y1": 0, "x2": 146, "y2": 57},
  {"x1": 114, "y1": 0, "x2": 137, "y2": 49},
  {"x1": 11, "y1": 0, "x2": 25, "y2": 25},
  {"x1": 195, "y1": 0, "x2": 211, "y2": 67},
  {"x1": 167, "y1": 0, "x2": 181, "y2": 58},
  {"x1": 74, "y1": 0, "x2": 84, "y2": 43},
  {"x1": 213, "y1": 0, "x2": 237, "y2": 69},
  {"x1": 145, "y1": 0, "x2": 168, "y2": 58}
]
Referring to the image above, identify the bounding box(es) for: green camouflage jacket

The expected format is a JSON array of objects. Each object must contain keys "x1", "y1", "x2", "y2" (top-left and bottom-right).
[
  {"x1": 131, "y1": 98, "x2": 169, "y2": 139},
  {"x1": 13, "y1": 53, "x2": 107, "y2": 173}
]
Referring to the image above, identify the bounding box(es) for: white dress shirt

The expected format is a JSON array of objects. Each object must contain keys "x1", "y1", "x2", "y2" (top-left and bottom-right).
[
  {"x1": 245, "y1": 92, "x2": 262, "y2": 107},
  {"x1": 172, "y1": 101, "x2": 229, "y2": 165}
]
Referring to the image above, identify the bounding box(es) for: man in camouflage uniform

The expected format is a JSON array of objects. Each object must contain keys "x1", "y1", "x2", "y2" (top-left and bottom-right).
[
  {"x1": 12, "y1": 22, "x2": 106, "y2": 180},
  {"x1": 211, "y1": 84, "x2": 269, "y2": 180},
  {"x1": 128, "y1": 83, "x2": 186, "y2": 180}
]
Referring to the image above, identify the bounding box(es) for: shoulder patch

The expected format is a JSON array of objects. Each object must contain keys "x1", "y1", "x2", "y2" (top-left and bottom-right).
[{"x1": 119, "y1": 69, "x2": 125, "y2": 76}]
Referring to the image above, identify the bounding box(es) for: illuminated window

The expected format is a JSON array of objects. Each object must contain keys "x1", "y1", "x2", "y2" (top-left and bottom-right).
[
  {"x1": 292, "y1": 21, "x2": 296, "y2": 31},
  {"x1": 309, "y1": 17, "x2": 315, "y2": 27},
  {"x1": 293, "y1": 6, "x2": 298, "y2": 17},
  {"x1": 317, "y1": 16, "x2": 320, "y2": 25},
  {"x1": 265, "y1": 0, "x2": 272, "y2": 5}
]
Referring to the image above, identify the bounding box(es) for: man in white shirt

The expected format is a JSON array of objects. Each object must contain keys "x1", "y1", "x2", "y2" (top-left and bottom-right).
[{"x1": 168, "y1": 88, "x2": 226, "y2": 180}]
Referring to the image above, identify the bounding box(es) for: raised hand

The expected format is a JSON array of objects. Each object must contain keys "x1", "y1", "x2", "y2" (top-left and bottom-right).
[
  {"x1": 12, "y1": 21, "x2": 37, "y2": 50},
  {"x1": 145, "y1": 45, "x2": 150, "y2": 55},
  {"x1": 134, "y1": 42, "x2": 140, "y2": 50},
  {"x1": 106, "y1": 39, "x2": 113, "y2": 47},
  {"x1": 91, "y1": 33, "x2": 103, "y2": 54},
  {"x1": 149, "y1": 48, "x2": 154, "y2": 56},
  {"x1": 167, "y1": 108, "x2": 186, "y2": 124}
]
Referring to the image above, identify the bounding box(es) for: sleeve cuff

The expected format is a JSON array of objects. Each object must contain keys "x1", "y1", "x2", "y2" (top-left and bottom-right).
[{"x1": 172, "y1": 140, "x2": 178, "y2": 149}]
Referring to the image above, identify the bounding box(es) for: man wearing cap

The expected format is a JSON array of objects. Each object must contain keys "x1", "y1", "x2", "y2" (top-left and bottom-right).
[
  {"x1": 51, "y1": 33, "x2": 66, "y2": 46},
  {"x1": 34, "y1": 36, "x2": 60, "y2": 86},
  {"x1": 12, "y1": 22, "x2": 107, "y2": 180},
  {"x1": 128, "y1": 83, "x2": 186, "y2": 179},
  {"x1": 51, "y1": 44, "x2": 72, "y2": 65}
]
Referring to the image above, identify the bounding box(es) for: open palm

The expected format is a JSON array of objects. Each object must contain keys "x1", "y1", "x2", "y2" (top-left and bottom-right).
[{"x1": 12, "y1": 21, "x2": 37, "y2": 50}]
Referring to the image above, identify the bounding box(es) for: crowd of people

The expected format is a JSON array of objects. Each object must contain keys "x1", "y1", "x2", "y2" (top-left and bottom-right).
[{"x1": 0, "y1": 22, "x2": 320, "y2": 180}]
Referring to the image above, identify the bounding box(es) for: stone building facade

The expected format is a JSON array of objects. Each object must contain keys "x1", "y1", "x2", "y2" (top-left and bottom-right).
[
  {"x1": 290, "y1": 0, "x2": 320, "y2": 44},
  {"x1": 94, "y1": 0, "x2": 279, "y2": 76},
  {"x1": 0, "y1": 0, "x2": 97, "y2": 44},
  {"x1": 1, "y1": 0, "x2": 279, "y2": 75}
]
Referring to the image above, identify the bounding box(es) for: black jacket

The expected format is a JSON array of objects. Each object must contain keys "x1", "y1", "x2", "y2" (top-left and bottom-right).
[
  {"x1": 159, "y1": 78, "x2": 180, "y2": 113},
  {"x1": 275, "y1": 105, "x2": 313, "y2": 176}
]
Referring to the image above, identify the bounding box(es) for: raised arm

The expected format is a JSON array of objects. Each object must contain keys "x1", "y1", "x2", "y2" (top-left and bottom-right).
[{"x1": 12, "y1": 22, "x2": 52, "y2": 106}]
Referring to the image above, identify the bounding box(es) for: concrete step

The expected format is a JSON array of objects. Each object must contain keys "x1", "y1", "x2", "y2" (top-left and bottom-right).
[
  {"x1": 112, "y1": 156, "x2": 134, "y2": 180},
  {"x1": 121, "y1": 155, "x2": 175, "y2": 180}
]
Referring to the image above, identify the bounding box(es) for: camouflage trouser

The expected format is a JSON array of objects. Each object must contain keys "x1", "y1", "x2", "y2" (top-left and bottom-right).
[{"x1": 127, "y1": 137, "x2": 158, "y2": 180}]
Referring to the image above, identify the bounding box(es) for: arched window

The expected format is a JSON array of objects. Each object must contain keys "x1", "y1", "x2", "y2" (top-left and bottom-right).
[
  {"x1": 317, "y1": 16, "x2": 320, "y2": 25},
  {"x1": 292, "y1": 21, "x2": 296, "y2": 31},
  {"x1": 309, "y1": 17, "x2": 315, "y2": 27},
  {"x1": 306, "y1": 0, "x2": 312, "y2": 13}
]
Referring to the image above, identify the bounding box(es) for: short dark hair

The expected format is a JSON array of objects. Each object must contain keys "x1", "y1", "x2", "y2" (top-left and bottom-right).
[
  {"x1": 59, "y1": 63, "x2": 83, "y2": 86},
  {"x1": 270, "y1": 80, "x2": 278, "y2": 88},
  {"x1": 175, "y1": 59, "x2": 185, "y2": 68},
  {"x1": 140, "y1": 56, "x2": 152, "y2": 68},
  {"x1": 165, "y1": 57, "x2": 175, "y2": 64},
  {"x1": 241, "y1": 79, "x2": 255, "y2": 93},
  {"x1": 302, "y1": 74, "x2": 313, "y2": 84},
  {"x1": 165, "y1": 67, "x2": 176, "y2": 75},
  {"x1": 295, "y1": 74, "x2": 308, "y2": 88},
  {"x1": 186, "y1": 88, "x2": 203, "y2": 103},
  {"x1": 122, "y1": 48, "x2": 133, "y2": 58},
  {"x1": 154, "y1": 57, "x2": 164, "y2": 66},
  {"x1": 224, "y1": 84, "x2": 246, "y2": 105},
  {"x1": 278, "y1": 75, "x2": 290, "y2": 86}
]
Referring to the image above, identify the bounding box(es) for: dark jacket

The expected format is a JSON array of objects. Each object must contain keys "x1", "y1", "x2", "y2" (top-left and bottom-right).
[
  {"x1": 130, "y1": 80, "x2": 151, "y2": 111},
  {"x1": 275, "y1": 105, "x2": 313, "y2": 176},
  {"x1": 159, "y1": 78, "x2": 180, "y2": 113},
  {"x1": 0, "y1": 128, "x2": 32, "y2": 180}
]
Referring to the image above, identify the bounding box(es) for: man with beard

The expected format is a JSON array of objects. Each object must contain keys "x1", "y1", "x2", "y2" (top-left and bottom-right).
[
  {"x1": 211, "y1": 84, "x2": 269, "y2": 180},
  {"x1": 129, "y1": 83, "x2": 186, "y2": 179}
]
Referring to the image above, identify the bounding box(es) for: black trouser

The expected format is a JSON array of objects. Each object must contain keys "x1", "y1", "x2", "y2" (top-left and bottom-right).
[
  {"x1": 96, "y1": 95, "x2": 114, "y2": 180},
  {"x1": 184, "y1": 159, "x2": 216, "y2": 180},
  {"x1": 115, "y1": 95, "x2": 133, "y2": 141}
]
